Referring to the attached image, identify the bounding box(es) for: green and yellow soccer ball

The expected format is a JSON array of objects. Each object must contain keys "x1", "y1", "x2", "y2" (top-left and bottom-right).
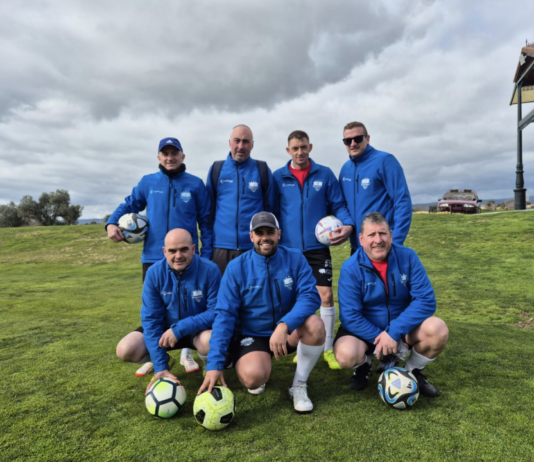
[
  {"x1": 145, "y1": 377, "x2": 186, "y2": 418},
  {"x1": 194, "y1": 386, "x2": 236, "y2": 430}
]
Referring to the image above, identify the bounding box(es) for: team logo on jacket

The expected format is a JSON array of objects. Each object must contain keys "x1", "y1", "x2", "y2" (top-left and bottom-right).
[
  {"x1": 161, "y1": 291, "x2": 172, "y2": 296},
  {"x1": 282, "y1": 183, "x2": 295, "y2": 187},
  {"x1": 220, "y1": 179, "x2": 233, "y2": 184},
  {"x1": 241, "y1": 337, "x2": 254, "y2": 347},
  {"x1": 192, "y1": 290, "x2": 203, "y2": 302},
  {"x1": 181, "y1": 191, "x2": 192, "y2": 203},
  {"x1": 342, "y1": 177, "x2": 351, "y2": 182},
  {"x1": 150, "y1": 190, "x2": 164, "y2": 194},
  {"x1": 361, "y1": 178, "x2": 370, "y2": 189},
  {"x1": 313, "y1": 181, "x2": 323, "y2": 191},
  {"x1": 400, "y1": 274, "x2": 408, "y2": 286},
  {"x1": 284, "y1": 276, "x2": 293, "y2": 290},
  {"x1": 249, "y1": 181, "x2": 259, "y2": 192}
]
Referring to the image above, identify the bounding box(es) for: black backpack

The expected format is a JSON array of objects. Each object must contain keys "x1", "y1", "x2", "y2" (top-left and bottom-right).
[{"x1": 210, "y1": 159, "x2": 270, "y2": 221}]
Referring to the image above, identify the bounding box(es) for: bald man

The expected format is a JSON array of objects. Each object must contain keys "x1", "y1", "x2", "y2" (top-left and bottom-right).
[
  {"x1": 207, "y1": 125, "x2": 275, "y2": 274},
  {"x1": 116, "y1": 229, "x2": 221, "y2": 384}
]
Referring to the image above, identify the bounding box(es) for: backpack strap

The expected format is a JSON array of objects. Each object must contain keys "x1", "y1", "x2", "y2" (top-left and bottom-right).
[
  {"x1": 210, "y1": 160, "x2": 225, "y2": 223},
  {"x1": 255, "y1": 159, "x2": 270, "y2": 211}
]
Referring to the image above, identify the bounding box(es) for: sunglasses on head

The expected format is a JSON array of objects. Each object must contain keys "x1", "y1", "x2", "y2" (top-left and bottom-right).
[{"x1": 342, "y1": 135, "x2": 366, "y2": 146}]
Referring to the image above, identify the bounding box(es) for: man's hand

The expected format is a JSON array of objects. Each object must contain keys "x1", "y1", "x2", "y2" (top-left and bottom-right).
[
  {"x1": 107, "y1": 224, "x2": 124, "y2": 243},
  {"x1": 270, "y1": 323, "x2": 289, "y2": 360},
  {"x1": 159, "y1": 329, "x2": 178, "y2": 349},
  {"x1": 373, "y1": 331, "x2": 398, "y2": 359},
  {"x1": 145, "y1": 370, "x2": 177, "y2": 395},
  {"x1": 198, "y1": 370, "x2": 226, "y2": 395},
  {"x1": 329, "y1": 225, "x2": 353, "y2": 246}
]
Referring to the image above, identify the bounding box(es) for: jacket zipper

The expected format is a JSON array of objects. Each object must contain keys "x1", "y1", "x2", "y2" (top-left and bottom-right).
[
  {"x1": 184, "y1": 287, "x2": 188, "y2": 312},
  {"x1": 266, "y1": 260, "x2": 276, "y2": 328},
  {"x1": 236, "y1": 165, "x2": 240, "y2": 250},
  {"x1": 173, "y1": 189, "x2": 177, "y2": 207},
  {"x1": 391, "y1": 273, "x2": 397, "y2": 297},
  {"x1": 167, "y1": 178, "x2": 172, "y2": 232},
  {"x1": 242, "y1": 176, "x2": 245, "y2": 195}
]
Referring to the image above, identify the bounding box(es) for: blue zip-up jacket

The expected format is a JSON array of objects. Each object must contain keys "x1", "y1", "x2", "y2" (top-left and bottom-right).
[
  {"x1": 206, "y1": 154, "x2": 275, "y2": 250},
  {"x1": 141, "y1": 255, "x2": 221, "y2": 373},
  {"x1": 338, "y1": 145, "x2": 412, "y2": 249},
  {"x1": 207, "y1": 246, "x2": 321, "y2": 371},
  {"x1": 273, "y1": 159, "x2": 355, "y2": 251},
  {"x1": 338, "y1": 244, "x2": 436, "y2": 343},
  {"x1": 107, "y1": 169, "x2": 213, "y2": 262}
]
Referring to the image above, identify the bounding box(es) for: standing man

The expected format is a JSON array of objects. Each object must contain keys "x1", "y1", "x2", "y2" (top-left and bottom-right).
[
  {"x1": 273, "y1": 130, "x2": 354, "y2": 370},
  {"x1": 107, "y1": 137, "x2": 213, "y2": 376},
  {"x1": 115, "y1": 228, "x2": 221, "y2": 390},
  {"x1": 199, "y1": 212, "x2": 325, "y2": 414},
  {"x1": 334, "y1": 212, "x2": 449, "y2": 398},
  {"x1": 207, "y1": 125, "x2": 275, "y2": 274},
  {"x1": 339, "y1": 122, "x2": 412, "y2": 253}
]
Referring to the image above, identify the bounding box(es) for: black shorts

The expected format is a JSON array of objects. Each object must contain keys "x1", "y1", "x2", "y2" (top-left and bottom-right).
[
  {"x1": 212, "y1": 248, "x2": 248, "y2": 275},
  {"x1": 134, "y1": 326, "x2": 197, "y2": 350},
  {"x1": 230, "y1": 335, "x2": 297, "y2": 364},
  {"x1": 142, "y1": 263, "x2": 155, "y2": 282},
  {"x1": 334, "y1": 326, "x2": 411, "y2": 354},
  {"x1": 303, "y1": 247, "x2": 333, "y2": 287}
]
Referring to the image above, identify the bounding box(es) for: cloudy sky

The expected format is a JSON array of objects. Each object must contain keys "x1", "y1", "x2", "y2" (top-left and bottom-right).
[{"x1": 1, "y1": 0, "x2": 533, "y2": 218}]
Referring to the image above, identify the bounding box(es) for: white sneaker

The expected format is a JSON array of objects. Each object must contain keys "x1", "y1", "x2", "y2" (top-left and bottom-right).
[
  {"x1": 289, "y1": 384, "x2": 313, "y2": 414},
  {"x1": 180, "y1": 352, "x2": 200, "y2": 373},
  {"x1": 248, "y1": 383, "x2": 266, "y2": 395},
  {"x1": 135, "y1": 355, "x2": 175, "y2": 377}
]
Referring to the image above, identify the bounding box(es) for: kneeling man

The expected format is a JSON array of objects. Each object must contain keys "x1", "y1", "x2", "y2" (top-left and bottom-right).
[
  {"x1": 116, "y1": 229, "x2": 221, "y2": 391},
  {"x1": 334, "y1": 212, "x2": 448, "y2": 397},
  {"x1": 199, "y1": 212, "x2": 325, "y2": 414}
]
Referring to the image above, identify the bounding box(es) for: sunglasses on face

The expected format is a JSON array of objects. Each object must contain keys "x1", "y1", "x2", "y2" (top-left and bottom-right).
[{"x1": 342, "y1": 135, "x2": 366, "y2": 146}]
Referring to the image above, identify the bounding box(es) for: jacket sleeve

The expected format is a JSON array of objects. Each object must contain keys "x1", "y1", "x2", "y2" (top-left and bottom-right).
[
  {"x1": 196, "y1": 181, "x2": 213, "y2": 260},
  {"x1": 380, "y1": 156, "x2": 412, "y2": 245},
  {"x1": 338, "y1": 261, "x2": 382, "y2": 343},
  {"x1": 326, "y1": 169, "x2": 355, "y2": 227},
  {"x1": 141, "y1": 270, "x2": 170, "y2": 373},
  {"x1": 106, "y1": 179, "x2": 148, "y2": 228},
  {"x1": 171, "y1": 266, "x2": 221, "y2": 339},
  {"x1": 278, "y1": 254, "x2": 321, "y2": 332},
  {"x1": 264, "y1": 167, "x2": 276, "y2": 213},
  {"x1": 272, "y1": 172, "x2": 281, "y2": 221},
  {"x1": 206, "y1": 268, "x2": 241, "y2": 371},
  {"x1": 386, "y1": 252, "x2": 436, "y2": 341}
]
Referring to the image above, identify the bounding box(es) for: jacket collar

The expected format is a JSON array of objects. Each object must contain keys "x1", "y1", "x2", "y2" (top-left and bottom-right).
[
  {"x1": 168, "y1": 253, "x2": 199, "y2": 280},
  {"x1": 281, "y1": 158, "x2": 320, "y2": 177},
  {"x1": 226, "y1": 152, "x2": 254, "y2": 168},
  {"x1": 357, "y1": 243, "x2": 398, "y2": 270},
  {"x1": 250, "y1": 246, "x2": 281, "y2": 266},
  {"x1": 159, "y1": 163, "x2": 186, "y2": 177},
  {"x1": 349, "y1": 144, "x2": 375, "y2": 164}
]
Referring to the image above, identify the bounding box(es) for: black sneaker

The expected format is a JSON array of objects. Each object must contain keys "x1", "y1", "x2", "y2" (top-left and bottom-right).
[
  {"x1": 411, "y1": 368, "x2": 440, "y2": 397},
  {"x1": 349, "y1": 360, "x2": 372, "y2": 391},
  {"x1": 376, "y1": 354, "x2": 399, "y2": 374}
]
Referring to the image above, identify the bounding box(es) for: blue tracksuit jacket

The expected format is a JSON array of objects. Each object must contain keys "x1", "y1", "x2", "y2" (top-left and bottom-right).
[
  {"x1": 273, "y1": 159, "x2": 355, "y2": 251},
  {"x1": 107, "y1": 169, "x2": 213, "y2": 262},
  {"x1": 207, "y1": 246, "x2": 321, "y2": 371},
  {"x1": 338, "y1": 145, "x2": 412, "y2": 249},
  {"x1": 206, "y1": 154, "x2": 275, "y2": 251},
  {"x1": 141, "y1": 255, "x2": 221, "y2": 373},
  {"x1": 338, "y1": 244, "x2": 436, "y2": 343}
]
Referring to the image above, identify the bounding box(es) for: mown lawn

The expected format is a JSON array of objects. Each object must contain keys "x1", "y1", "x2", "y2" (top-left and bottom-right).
[{"x1": 1, "y1": 213, "x2": 533, "y2": 461}]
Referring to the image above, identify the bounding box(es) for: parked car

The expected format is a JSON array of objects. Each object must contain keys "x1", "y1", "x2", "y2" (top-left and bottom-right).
[{"x1": 437, "y1": 189, "x2": 482, "y2": 214}]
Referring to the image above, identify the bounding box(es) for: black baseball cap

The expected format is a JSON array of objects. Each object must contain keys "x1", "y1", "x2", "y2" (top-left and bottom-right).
[{"x1": 250, "y1": 212, "x2": 280, "y2": 231}]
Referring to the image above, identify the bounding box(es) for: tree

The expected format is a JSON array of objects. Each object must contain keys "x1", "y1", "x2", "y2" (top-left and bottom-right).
[
  {"x1": 0, "y1": 201, "x2": 27, "y2": 228},
  {"x1": 18, "y1": 190, "x2": 84, "y2": 226}
]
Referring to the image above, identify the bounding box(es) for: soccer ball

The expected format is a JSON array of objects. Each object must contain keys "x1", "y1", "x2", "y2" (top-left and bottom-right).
[
  {"x1": 194, "y1": 386, "x2": 236, "y2": 431},
  {"x1": 378, "y1": 367, "x2": 419, "y2": 410},
  {"x1": 118, "y1": 213, "x2": 148, "y2": 244},
  {"x1": 315, "y1": 216, "x2": 343, "y2": 246},
  {"x1": 145, "y1": 377, "x2": 186, "y2": 418}
]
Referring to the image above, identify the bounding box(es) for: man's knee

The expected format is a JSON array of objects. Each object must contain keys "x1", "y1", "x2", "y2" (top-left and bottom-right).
[
  {"x1": 194, "y1": 330, "x2": 212, "y2": 355},
  {"x1": 333, "y1": 342, "x2": 366, "y2": 369},
  {"x1": 422, "y1": 317, "x2": 449, "y2": 346},
  {"x1": 302, "y1": 315, "x2": 326, "y2": 343},
  {"x1": 236, "y1": 362, "x2": 270, "y2": 389},
  {"x1": 116, "y1": 332, "x2": 146, "y2": 363}
]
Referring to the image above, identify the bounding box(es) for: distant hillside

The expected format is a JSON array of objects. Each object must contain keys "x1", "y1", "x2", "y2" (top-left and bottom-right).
[{"x1": 78, "y1": 218, "x2": 104, "y2": 224}]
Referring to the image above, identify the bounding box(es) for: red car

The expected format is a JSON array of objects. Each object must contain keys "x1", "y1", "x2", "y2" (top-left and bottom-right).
[{"x1": 438, "y1": 189, "x2": 482, "y2": 213}]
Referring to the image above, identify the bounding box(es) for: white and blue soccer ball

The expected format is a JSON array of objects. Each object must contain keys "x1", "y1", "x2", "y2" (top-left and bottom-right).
[
  {"x1": 118, "y1": 213, "x2": 148, "y2": 244},
  {"x1": 315, "y1": 216, "x2": 343, "y2": 246},
  {"x1": 378, "y1": 367, "x2": 419, "y2": 410},
  {"x1": 145, "y1": 377, "x2": 186, "y2": 418}
]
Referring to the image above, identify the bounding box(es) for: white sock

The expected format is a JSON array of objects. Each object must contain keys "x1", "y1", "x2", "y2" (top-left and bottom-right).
[
  {"x1": 320, "y1": 306, "x2": 336, "y2": 352},
  {"x1": 405, "y1": 348, "x2": 434, "y2": 371},
  {"x1": 181, "y1": 348, "x2": 191, "y2": 359},
  {"x1": 353, "y1": 354, "x2": 372, "y2": 370},
  {"x1": 292, "y1": 342, "x2": 324, "y2": 386}
]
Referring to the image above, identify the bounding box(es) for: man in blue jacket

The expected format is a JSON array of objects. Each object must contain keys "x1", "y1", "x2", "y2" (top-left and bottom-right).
[
  {"x1": 116, "y1": 228, "x2": 221, "y2": 391},
  {"x1": 273, "y1": 130, "x2": 355, "y2": 370},
  {"x1": 198, "y1": 212, "x2": 325, "y2": 414},
  {"x1": 207, "y1": 125, "x2": 275, "y2": 274},
  {"x1": 107, "y1": 137, "x2": 213, "y2": 376},
  {"x1": 334, "y1": 212, "x2": 449, "y2": 397},
  {"x1": 339, "y1": 122, "x2": 412, "y2": 253}
]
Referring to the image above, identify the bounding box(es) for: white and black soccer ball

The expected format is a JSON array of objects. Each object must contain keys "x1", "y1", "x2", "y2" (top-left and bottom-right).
[
  {"x1": 315, "y1": 216, "x2": 343, "y2": 246},
  {"x1": 194, "y1": 386, "x2": 236, "y2": 431},
  {"x1": 378, "y1": 367, "x2": 419, "y2": 410},
  {"x1": 145, "y1": 377, "x2": 186, "y2": 419},
  {"x1": 117, "y1": 213, "x2": 148, "y2": 244}
]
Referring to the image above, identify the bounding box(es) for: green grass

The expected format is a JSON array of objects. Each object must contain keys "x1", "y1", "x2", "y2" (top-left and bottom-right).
[{"x1": 1, "y1": 214, "x2": 534, "y2": 461}]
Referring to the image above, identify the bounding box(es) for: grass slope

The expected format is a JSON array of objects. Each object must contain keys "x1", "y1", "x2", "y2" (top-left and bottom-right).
[{"x1": 1, "y1": 214, "x2": 533, "y2": 461}]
